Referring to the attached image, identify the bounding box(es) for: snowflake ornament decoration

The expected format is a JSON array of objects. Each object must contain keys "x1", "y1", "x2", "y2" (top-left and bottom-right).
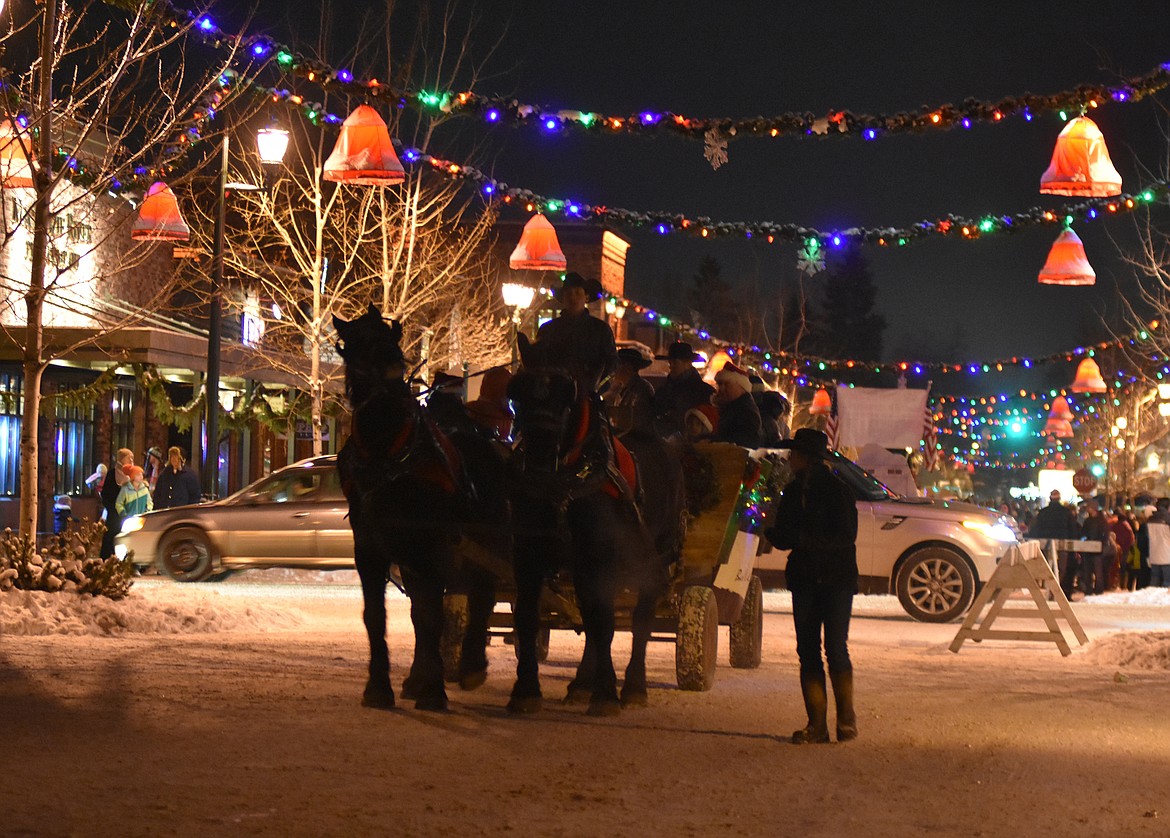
[
  {"x1": 797, "y1": 238, "x2": 825, "y2": 275},
  {"x1": 704, "y1": 127, "x2": 728, "y2": 170}
]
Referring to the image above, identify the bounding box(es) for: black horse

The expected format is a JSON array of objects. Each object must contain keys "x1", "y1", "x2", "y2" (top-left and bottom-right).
[
  {"x1": 506, "y1": 333, "x2": 686, "y2": 716},
  {"x1": 334, "y1": 305, "x2": 509, "y2": 711}
]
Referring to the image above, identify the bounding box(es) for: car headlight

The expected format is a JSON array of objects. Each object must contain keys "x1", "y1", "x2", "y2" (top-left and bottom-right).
[
  {"x1": 120, "y1": 515, "x2": 146, "y2": 534},
  {"x1": 963, "y1": 519, "x2": 1018, "y2": 543}
]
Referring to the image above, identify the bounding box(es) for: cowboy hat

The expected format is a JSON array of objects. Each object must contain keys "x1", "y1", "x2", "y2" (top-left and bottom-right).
[
  {"x1": 774, "y1": 427, "x2": 830, "y2": 459},
  {"x1": 616, "y1": 347, "x2": 652, "y2": 370},
  {"x1": 663, "y1": 340, "x2": 701, "y2": 362},
  {"x1": 555, "y1": 272, "x2": 604, "y2": 301}
]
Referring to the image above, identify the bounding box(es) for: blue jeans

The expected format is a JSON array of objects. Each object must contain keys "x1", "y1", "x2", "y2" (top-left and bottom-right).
[
  {"x1": 791, "y1": 586, "x2": 854, "y2": 676},
  {"x1": 1151, "y1": 564, "x2": 1170, "y2": 587}
]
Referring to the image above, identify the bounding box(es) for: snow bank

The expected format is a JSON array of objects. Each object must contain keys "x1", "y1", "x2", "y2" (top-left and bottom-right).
[
  {"x1": 1085, "y1": 631, "x2": 1170, "y2": 670},
  {"x1": 1087, "y1": 586, "x2": 1170, "y2": 606},
  {"x1": 0, "y1": 585, "x2": 304, "y2": 637}
]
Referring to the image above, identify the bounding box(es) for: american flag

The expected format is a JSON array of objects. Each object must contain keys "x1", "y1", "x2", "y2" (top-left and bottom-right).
[
  {"x1": 824, "y1": 386, "x2": 840, "y2": 450},
  {"x1": 921, "y1": 392, "x2": 939, "y2": 471}
]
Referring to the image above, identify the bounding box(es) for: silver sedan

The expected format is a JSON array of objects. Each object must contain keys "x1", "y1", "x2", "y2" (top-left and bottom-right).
[{"x1": 114, "y1": 456, "x2": 353, "y2": 581}]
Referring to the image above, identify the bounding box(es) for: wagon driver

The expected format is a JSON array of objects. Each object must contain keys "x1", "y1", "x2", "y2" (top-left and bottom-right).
[{"x1": 534, "y1": 272, "x2": 617, "y2": 396}]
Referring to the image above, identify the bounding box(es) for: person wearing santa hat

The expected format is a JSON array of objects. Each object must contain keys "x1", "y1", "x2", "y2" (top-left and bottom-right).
[
  {"x1": 683, "y1": 403, "x2": 719, "y2": 443},
  {"x1": 712, "y1": 362, "x2": 763, "y2": 448}
]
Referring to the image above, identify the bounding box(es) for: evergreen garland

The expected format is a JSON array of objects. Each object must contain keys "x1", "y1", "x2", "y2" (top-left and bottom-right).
[{"x1": 43, "y1": 363, "x2": 342, "y2": 435}]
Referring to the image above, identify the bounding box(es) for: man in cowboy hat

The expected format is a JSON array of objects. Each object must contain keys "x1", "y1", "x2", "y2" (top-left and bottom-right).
[
  {"x1": 765, "y1": 427, "x2": 859, "y2": 745},
  {"x1": 534, "y1": 272, "x2": 616, "y2": 395},
  {"x1": 712, "y1": 361, "x2": 763, "y2": 448},
  {"x1": 604, "y1": 347, "x2": 656, "y2": 437},
  {"x1": 653, "y1": 340, "x2": 715, "y2": 439}
]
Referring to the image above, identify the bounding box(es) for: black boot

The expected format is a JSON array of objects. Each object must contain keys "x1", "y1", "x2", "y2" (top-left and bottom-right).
[
  {"x1": 830, "y1": 669, "x2": 857, "y2": 742},
  {"x1": 791, "y1": 672, "x2": 830, "y2": 744}
]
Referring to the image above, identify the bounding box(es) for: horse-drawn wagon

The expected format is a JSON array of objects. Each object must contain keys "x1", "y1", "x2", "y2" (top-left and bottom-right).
[{"x1": 444, "y1": 441, "x2": 782, "y2": 693}]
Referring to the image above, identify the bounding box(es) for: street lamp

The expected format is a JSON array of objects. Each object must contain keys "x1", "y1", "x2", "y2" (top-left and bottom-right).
[
  {"x1": 205, "y1": 126, "x2": 288, "y2": 497},
  {"x1": 502, "y1": 281, "x2": 536, "y2": 366},
  {"x1": 135, "y1": 124, "x2": 287, "y2": 498}
]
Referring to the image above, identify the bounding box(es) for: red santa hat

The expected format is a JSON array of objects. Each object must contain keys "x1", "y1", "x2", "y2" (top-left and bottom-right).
[
  {"x1": 715, "y1": 362, "x2": 751, "y2": 394},
  {"x1": 685, "y1": 403, "x2": 719, "y2": 434}
]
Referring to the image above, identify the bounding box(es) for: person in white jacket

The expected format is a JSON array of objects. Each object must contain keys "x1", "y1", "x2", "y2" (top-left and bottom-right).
[{"x1": 1143, "y1": 498, "x2": 1170, "y2": 587}]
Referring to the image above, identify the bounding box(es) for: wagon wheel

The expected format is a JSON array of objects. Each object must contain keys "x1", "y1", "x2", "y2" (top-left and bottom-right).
[
  {"x1": 729, "y1": 574, "x2": 764, "y2": 669},
  {"x1": 441, "y1": 594, "x2": 469, "y2": 683},
  {"x1": 512, "y1": 627, "x2": 551, "y2": 663},
  {"x1": 676, "y1": 586, "x2": 718, "y2": 691}
]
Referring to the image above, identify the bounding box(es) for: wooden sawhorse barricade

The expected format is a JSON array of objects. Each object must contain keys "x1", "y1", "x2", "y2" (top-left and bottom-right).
[{"x1": 950, "y1": 540, "x2": 1089, "y2": 656}]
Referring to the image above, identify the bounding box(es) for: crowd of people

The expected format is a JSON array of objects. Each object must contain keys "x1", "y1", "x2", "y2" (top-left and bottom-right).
[
  {"x1": 74, "y1": 445, "x2": 201, "y2": 558},
  {"x1": 996, "y1": 489, "x2": 1169, "y2": 597}
]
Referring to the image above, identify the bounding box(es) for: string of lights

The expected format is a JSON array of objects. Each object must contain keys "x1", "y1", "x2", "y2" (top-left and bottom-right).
[{"x1": 117, "y1": 0, "x2": 1170, "y2": 144}]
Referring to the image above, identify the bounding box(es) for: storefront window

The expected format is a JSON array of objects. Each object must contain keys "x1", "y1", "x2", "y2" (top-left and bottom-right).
[
  {"x1": 0, "y1": 373, "x2": 21, "y2": 496},
  {"x1": 55, "y1": 387, "x2": 96, "y2": 495}
]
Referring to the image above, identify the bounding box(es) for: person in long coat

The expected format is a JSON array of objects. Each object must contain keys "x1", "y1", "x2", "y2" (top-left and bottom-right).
[
  {"x1": 533, "y1": 272, "x2": 616, "y2": 395},
  {"x1": 711, "y1": 362, "x2": 763, "y2": 448},
  {"x1": 765, "y1": 428, "x2": 859, "y2": 744},
  {"x1": 154, "y1": 446, "x2": 202, "y2": 509},
  {"x1": 653, "y1": 340, "x2": 715, "y2": 439},
  {"x1": 604, "y1": 347, "x2": 657, "y2": 437},
  {"x1": 100, "y1": 448, "x2": 135, "y2": 558}
]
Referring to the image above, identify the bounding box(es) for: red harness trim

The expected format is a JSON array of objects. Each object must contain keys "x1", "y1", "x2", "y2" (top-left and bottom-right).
[
  {"x1": 608, "y1": 437, "x2": 636, "y2": 500},
  {"x1": 560, "y1": 399, "x2": 636, "y2": 499},
  {"x1": 352, "y1": 409, "x2": 461, "y2": 496}
]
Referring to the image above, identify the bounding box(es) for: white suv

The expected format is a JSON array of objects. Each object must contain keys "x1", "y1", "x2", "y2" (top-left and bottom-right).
[{"x1": 755, "y1": 451, "x2": 1017, "y2": 622}]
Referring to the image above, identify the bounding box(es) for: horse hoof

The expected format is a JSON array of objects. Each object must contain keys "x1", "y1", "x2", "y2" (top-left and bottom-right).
[
  {"x1": 587, "y1": 697, "x2": 622, "y2": 717},
  {"x1": 620, "y1": 687, "x2": 648, "y2": 708},
  {"x1": 400, "y1": 676, "x2": 421, "y2": 701},
  {"x1": 562, "y1": 686, "x2": 592, "y2": 705},
  {"x1": 361, "y1": 683, "x2": 396, "y2": 710},
  {"x1": 414, "y1": 691, "x2": 450, "y2": 712},
  {"x1": 507, "y1": 694, "x2": 544, "y2": 714},
  {"x1": 460, "y1": 669, "x2": 488, "y2": 691}
]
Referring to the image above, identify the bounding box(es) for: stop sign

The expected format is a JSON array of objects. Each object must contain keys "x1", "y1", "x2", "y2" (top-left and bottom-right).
[{"x1": 1072, "y1": 468, "x2": 1097, "y2": 494}]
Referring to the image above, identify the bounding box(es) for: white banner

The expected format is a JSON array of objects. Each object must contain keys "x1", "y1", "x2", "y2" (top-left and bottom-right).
[{"x1": 836, "y1": 386, "x2": 928, "y2": 449}]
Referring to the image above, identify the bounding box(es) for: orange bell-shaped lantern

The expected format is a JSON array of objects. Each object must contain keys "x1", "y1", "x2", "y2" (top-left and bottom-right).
[
  {"x1": 1039, "y1": 116, "x2": 1122, "y2": 197},
  {"x1": 1049, "y1": 396, "x2": 1074, "y2": 422},
  {"x1": 322, "y1": 105, "x2": 405, "y2": 186},
  {"x1": 1070, "y1": 357, "x2": 1107, "y2": 393},
  {"x1": 1038, "y1": 227, "x2": 1095, "y2": 286},
  {"x1": 1043, "y1": 417, "x2": 1074, "y2": 438},
  {"x1": 809, "y1": 388, "x2": 832, "y2": 416},
  {"x1": 509, "y1": 214, "x2": 567, "y2": 271},
  {"x1": 0, "y1": 120, "x2": 35, "y2": 188},
  {"x1": 131, "y1": 182, "x2": 190, "y2": 241}
]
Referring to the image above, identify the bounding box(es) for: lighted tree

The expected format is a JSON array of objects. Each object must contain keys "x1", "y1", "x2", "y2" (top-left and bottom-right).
[
  {"x1": 210, "y1": 3, "x2": 509, "y2": 455},
  {"x1": 0, "y1": 1, "x2": 252, "y2": 536}
]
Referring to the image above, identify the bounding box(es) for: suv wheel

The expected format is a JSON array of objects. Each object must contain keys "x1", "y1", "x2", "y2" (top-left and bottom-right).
[{"x1": 895, "y1": 546, "x2": 975, "y2": 623}]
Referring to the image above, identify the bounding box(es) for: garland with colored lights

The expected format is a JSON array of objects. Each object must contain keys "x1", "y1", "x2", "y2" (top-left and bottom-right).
[
  {"x1": 254, "y1": 76, "x2": 1170, "y2": 249},
  {"x1": 76, "y1": 3, "x2": 1169, "y2": 253},
  {"x1": 122, "y1": 0, "x2": 1170, "y2": 145}
]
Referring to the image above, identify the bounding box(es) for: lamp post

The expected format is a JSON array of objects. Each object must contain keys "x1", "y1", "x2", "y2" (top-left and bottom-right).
[
  {"x1": 201, "y1": 125, "x2": 289, "y2": 497},
  {"x1": 501, "y1": 281, "x2": 535, "y2": 367}
]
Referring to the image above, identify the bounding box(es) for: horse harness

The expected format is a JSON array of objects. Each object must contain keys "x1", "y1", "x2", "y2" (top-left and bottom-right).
[{"x1": 343, "y1": 389, "x2": 470, "y2": 509}]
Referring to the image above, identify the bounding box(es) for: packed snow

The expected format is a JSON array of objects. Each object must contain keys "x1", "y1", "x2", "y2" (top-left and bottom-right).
[{"x1": 4, "y1": 571, "x2": 1170, "y2": 836}]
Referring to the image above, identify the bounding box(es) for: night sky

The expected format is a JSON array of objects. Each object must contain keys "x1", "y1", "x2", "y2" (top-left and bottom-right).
[{"x1": 259, "y1": 0, "x2": 1170, "y2": 364}]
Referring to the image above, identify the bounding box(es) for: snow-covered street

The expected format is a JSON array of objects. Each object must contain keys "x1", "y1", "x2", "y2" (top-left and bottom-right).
[{"x1": 3, "y1": 573, "x2": 1170, "y2": 837}]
